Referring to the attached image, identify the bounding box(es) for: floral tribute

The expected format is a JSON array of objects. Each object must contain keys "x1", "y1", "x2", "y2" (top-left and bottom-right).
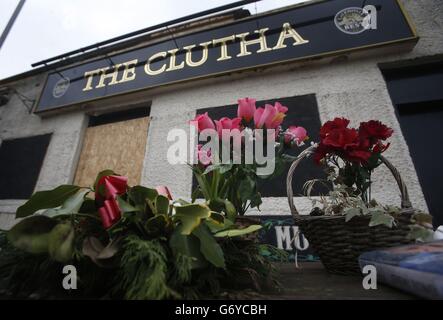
[
  {"x1": 313, "y1": 118, "x2": 393, "y2": 203},
  {"x1": 305, "y1": 118, "x2": 433, "y2": 236},
  {"x1": 191, "y1": 98, "x2": 308, "y2": 215},
  {"x1": 0, "y1": 170, "x2": 285, "y2": 299}
]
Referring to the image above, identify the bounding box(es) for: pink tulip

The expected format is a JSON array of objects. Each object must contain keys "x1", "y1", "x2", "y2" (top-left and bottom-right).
[
  {"x1": 284, "y1": 126, "x2": 308, "y2": 146},
  {"x1": 215, "y1": 117, "x2": 242, "y2": 137},
  {"x1": 156, "y1": 186, "x2": 173, "y2": 200},
  {"x1": 190, "y1": 112, "x2": 215, "y2": 132},
  {"x1": 197, "y1": 144, "x2": 212, "y2": 166},
  {"x1": 268, "y1": 102, "x2": 288, "y2": 129},
  {"x1": 237, "y1": 98, "x2": 256, "y2": 122},
  {"x1": 254, "y1": 102, "x2": 288, "y2": 129}
]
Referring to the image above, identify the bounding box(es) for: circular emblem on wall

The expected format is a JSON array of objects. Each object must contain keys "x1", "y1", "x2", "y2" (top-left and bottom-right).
[
  {"x1": 334, "y1": 7, "x2": 368, "y2": 35},
  {"x1": 52, "y1": 77, "x2": 70, "y2": 98}
]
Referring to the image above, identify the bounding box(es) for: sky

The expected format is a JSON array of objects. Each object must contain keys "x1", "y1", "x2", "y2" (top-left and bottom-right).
[{"x1": 0, "y1": 0, "x2": 306, "y2": 80}]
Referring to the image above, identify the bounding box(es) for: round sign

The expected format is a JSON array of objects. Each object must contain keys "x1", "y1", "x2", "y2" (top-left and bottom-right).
[
  {"x1": 52, "y1": 77, "x2": 70, "y2": 98},
  {"x1": 334, "y1": 7, "x2": 368, "y2": 35}
]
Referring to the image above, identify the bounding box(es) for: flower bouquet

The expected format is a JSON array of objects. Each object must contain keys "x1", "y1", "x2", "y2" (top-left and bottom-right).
[
  {"x1": 191, "y1": 98, "x2": 308, "y2": 221},
  {"x1": 0, "y1": 170, "x2": 286, "y2": 299},
  {"x1": 286, "y1": 118, "x2": 434, "y2": 275}
]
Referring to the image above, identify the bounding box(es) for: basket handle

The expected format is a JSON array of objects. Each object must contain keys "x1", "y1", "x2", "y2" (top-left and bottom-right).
[{"x1": 286, "y1": 144, "x2": 413, "y2": 217}]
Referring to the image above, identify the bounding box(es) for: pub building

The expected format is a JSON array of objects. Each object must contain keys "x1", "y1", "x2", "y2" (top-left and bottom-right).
[{"x1": 0, "y1": 0, "x2": 442, "y2": 250}]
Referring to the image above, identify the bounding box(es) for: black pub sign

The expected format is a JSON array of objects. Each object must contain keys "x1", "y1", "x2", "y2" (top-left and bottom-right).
[{"x1": 36, "y1": 0, "x2": 416, "y2": 112}]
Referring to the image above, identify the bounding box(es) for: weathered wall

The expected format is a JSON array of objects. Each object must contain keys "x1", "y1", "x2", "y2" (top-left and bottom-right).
[
  {"x1": 0, "y1": 74, "x2": 87, "y2": 229},
  {"x1": 1, "y1": 0, "x2": 442, "y2": 228}
]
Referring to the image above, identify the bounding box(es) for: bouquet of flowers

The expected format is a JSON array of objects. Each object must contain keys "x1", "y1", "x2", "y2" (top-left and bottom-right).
[
  {"x1": 304, "y1": 117, "x2": 432, "y2": 236},
  {"x1": 191, "y1": 98, "x2": 308, "y2": 216},
  {"x1": 0, "y1": 170, "x2": 285, "y2": 299}
]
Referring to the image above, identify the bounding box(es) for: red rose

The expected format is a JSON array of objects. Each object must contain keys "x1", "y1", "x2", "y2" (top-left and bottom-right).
[
  {"x1": 320, "y1": 117, "x2": 350, "y2": 138},
  {"x1": 322, "y1": 127, "x2": 360, "y2": 150},
  {"x1": 359, "y1": 120, "x2": 393, "y2": 141}
]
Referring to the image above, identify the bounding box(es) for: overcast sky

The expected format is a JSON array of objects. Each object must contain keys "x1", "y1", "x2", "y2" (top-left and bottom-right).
[{"x1": 0, "y1": 0, "x2": 305, "y2": 80}]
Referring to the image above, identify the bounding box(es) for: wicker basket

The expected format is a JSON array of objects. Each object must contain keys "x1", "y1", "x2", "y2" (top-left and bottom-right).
[{"x1": 286, "y1": 145, "x2": 417, "y2": 275}]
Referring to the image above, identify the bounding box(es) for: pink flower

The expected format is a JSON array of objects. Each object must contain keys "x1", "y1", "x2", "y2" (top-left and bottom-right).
[
  {"x1": 156, "y1": 186, "x2": 173, "y2": 200},
  {"x1": 215, "y1": 117, "x2": 242, "y2": 137},
  {"x1": 98, "y1": 198, "x2": 121, "y2": 229},
  {"x1": 190, "y1": 112, "x2": 215, "y2": 132},
  {"x1": 95, "y1": 175, "x2": 128, "y2": 203},
  {"x1": 254, "y1": 102, "x2": 288, "y2": 129},
  {"x1": 284, "y1": 126, "x2": 308, "y2": 146},
  {"x1": 197, "y1": 144, "x2": 212, "y2": 166},
  {"x1": 237, "y1": 98, "x2": 256, "y2": 122}
]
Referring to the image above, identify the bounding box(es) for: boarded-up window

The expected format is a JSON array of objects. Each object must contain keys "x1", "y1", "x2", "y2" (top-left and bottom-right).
[
  {"x1": 0, "y1": 134, "x2": 52, "y2": 199},
  {"x1": 74, "y1": 107, "x2": 150, "y2": 187},
  {"x1": 195, "y1": 94, "x2": 326, "y2": 197}
]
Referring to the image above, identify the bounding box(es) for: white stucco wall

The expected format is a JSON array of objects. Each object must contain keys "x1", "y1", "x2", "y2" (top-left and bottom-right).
[{"x1": 0, "y1": 0, "x2": 442, "y2": 229}]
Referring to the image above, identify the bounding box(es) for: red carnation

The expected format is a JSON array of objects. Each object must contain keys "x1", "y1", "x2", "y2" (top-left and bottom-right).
[
  {"x1": 359, "y1": 120, "x2": 393, "y2": 141},
  {"x1": 320, "y1": 117, "x2": 350, "y2": 138},
  {"x1": 322, "y1": 127, "x2": 360, "y2": 150}
]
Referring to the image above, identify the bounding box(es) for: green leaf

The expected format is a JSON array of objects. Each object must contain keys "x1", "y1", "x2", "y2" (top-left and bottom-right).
[
  {"x1": 214, "y1": 224, "x2": 262, "y2": 238},
  {"x1": 7, "y1": 215, "x2": 57, "y2": 254},
  {"x1": 344, "y1": 207, "x2": 361, "y2": 222},
  {"x1": 128, "y1": 186, "x2": 158, "y2": 211},
  {"x1": 369, "y1": 211, "x2": 394, "y2": 228},
  {"x1": 174, "y1": 203, "x2": 211, "y2": 235},
  {"x1": 155, "y1": 195, "x2": 170, "y2": 215},
  {"x1": 238, "y1": 176, "x2": 255, "y2": 203},
  {"x1": 16, "y1": 185, "x2": 80, "y2": 218},
  {"x1": 205, "y1": 213, "x2": 234, "y2": 233},
  {"x1": 48, "y1": 222, "x2": 75, "y2": 263},
  {"x1": 116, "y1": 196, "x2": 139, "y2": 213},
  {"x1": 169, "y1": 225, "x2": 207, "y2": 269},
  {"x1": 223, "y1": 199, "x2": 237, "y2": 221},
  {"x1": 145, "y1": 214, "x2": 169, "y2": 236},
  {"x1": 43, "y1": 189, "x2": 90, "y2": 218},
  {"x1": 249, "y1": 191, "x2": 262, "y2": 209},
  {"x1": 173, "y1": 199, "x2": 191, "y2": 206},
  {"x1": 203, "y1": 163, "x2": 232, "y2": 175},
  {"x1": 407, "y1": 225, "x2": 434, "y2": 242},
  {"x1": 192, "y1": 224, "x2": 225, "y2": 269}
]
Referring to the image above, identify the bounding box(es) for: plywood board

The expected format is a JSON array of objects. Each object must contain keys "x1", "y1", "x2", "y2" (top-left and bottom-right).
[{"x1": 74, "y1": 117, "x2": 150, "y2": 188}]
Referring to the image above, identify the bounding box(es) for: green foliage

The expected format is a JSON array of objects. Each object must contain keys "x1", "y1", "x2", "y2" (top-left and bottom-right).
[
  {"x1": 169, "y1": 225, "x2": 207, "y2": 270},
  {"x1": 47, "y1": 222, "x2": 75, "y2": 262},
  {"x1": 117, "y1": 236, "x2": 178, "y2": 300},
  {"x1": 43, "y1": 189, "x2": 90, "y2": 217},
  {"x1": 7, "y1": 216, "x2": 75, "y2": 262},
  {"x1": 192, "y1": 166, "x2": 262, "y2": 216},
  {"x1": 368, "y1": 210, "x2": 395, "y2": 228},
  {"x1": 214, "y1": 224, "x2": 262, "y2": 238},
  {"x1": 1, "y1": 169, "x2": 272, "y2": 300},
  {"x1": 173, "y1": 203, "x2": 211, "y2": 235},
  {"x1": 16, "y1": 185, "x2": 81, "y2": 218},
  {"x1": 192, "y1": 224, "x2": 225, "y2": 269},
  {"x1": 7, "y1": 216, "x2": 57, "y2": 254}
]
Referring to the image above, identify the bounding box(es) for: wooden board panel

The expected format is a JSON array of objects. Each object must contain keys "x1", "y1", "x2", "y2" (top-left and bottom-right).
[{"x1": 74, "y1": 117, "x2": 150, "y2": 188}]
